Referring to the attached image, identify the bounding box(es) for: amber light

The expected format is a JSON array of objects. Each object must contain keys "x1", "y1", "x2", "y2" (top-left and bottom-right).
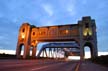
[
  {"x1": 32, "y1": 40, "x2": 38, "y2": 46},
  {"x1": 83, "y1": 28, "x2": 92, "y2": 36},
  {"x1": 83, "y1": 28, "x2": 88, "y2": 36},
  {"x1": 65, "y1": 30, "x2": 69, "y2": 34},
  {"x1": 35, "y1": 40, "x2": 38, "y2": 44},
  {"x1": 21, "y1": 33, "x2": 25, "y2": 39}
]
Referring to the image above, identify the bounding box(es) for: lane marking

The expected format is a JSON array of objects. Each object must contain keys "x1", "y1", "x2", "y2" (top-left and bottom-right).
[
  {"x1": 32, "y1": 66, "x2": 49, "y2": 71},
  {"x1": 75, "y1": 62, "x2": 81, "y2": 71},
  {"x1": 31, "y1": 62, "x2": 64, "y2": 71}
]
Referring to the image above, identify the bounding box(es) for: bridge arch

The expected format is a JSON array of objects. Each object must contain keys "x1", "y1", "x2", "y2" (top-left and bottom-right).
[
  {"x1": 83, "y1": 42, "x2": 95, "y2": 58},
  {"x1": 16, "y1": 43, "x2": 25, "y2": 58}
]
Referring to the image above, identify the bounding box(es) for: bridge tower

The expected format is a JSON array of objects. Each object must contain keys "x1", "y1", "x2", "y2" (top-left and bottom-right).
[
  {"x1": 79, "y1": 17, "x2": 98, "y2": 59},
  {"x1": 16, "y1": 23, "x2": 35, "y2": 59}
]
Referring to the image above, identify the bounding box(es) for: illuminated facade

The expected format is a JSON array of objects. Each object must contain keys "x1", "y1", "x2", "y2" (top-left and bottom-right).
[{"x1": 16, "y1": 16, "x2": 98, "y2": 59}]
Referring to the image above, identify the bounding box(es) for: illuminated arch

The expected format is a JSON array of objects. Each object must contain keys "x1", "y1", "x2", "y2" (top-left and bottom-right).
[{"x1": 83, "y1": 42, "x2": 94, "y2": 58}]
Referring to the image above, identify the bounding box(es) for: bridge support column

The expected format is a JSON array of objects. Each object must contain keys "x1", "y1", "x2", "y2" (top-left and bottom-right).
[
  {"x1": 94, "y1": 43, "x2": 98, "y2": 57},
  {"x1": 80, "y1": 43, "x2": 84, "y2": 61},
  {"x1": 16, "y1": 43, "x2": 22, "y2": 58},
  {"x1": 91, "y1": 43, "x2": 98, "y2": 58},
  {"x1": 32, "y1": 47, "x2": 36, "y2": 58},
  {"x1": 23, "y1": 45, "x2": 30, "y2": 59}
]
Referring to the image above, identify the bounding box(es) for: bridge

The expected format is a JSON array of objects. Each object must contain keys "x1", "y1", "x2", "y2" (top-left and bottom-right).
[
  {"x1": 37, "y1": 42, "x2": 80, "y2": 58},
  {"x1": 16, "y1": 16, "x2": 98, "y2": 60}
]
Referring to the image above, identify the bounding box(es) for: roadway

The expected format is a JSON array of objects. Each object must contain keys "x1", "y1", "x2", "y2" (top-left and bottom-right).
[
  {"x1": 0, "y1": 59, "x2": 79, "y2": 71},
  {"x1": 0, "y1": 59, "x2": 108, "y2": 71}
]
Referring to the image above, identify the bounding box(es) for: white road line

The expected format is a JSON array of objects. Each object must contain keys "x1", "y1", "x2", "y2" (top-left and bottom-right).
[
  {"x1": 31, "y1": 62, "x2": 64, "y2": 71},
  {"x1": 32, "y1": 66, "x2": 49, "y2": 71}
]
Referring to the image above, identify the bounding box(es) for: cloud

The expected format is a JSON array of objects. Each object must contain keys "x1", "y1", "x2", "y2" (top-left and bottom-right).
[
  {"x1": 0, "y1": 17, "x2": 18, "y2": 50},
  {"x1": 39, "y1": 18, "x2": 55, "y2": 26},
  {"x1": 66, "y1": 4, "x2": 76, "y2": 16},
  {"x1": 42, "y1": 4, "x2": 54, "y2": 16},
  {"x1": 59, "y1": 0, "x2": 76, "y2": 16}
]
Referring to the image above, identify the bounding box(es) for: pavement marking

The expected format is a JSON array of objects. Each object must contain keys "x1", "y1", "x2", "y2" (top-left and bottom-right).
[
  {"x1": 31, "y1": 62, "x2": 64, "y2": 71},
  {"x1": 75, "y1": 61, "x2": 81, "y2": 71},
  {"x1": 32, "y1": 66, "x2": 49, "y2": 71}
]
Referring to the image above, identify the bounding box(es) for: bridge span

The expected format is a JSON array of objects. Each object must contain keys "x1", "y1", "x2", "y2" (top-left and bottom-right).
[
  {"x1": 16, "y1": 16, "x2": 98, "y2": 60},
  {"x1": 37, "y1": 42, "x2": 80, "y2": 58}
]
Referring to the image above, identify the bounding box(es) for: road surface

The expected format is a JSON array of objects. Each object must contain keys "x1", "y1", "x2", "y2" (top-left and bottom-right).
[
  {"x1": 0, "y1": 59, "x2": 78, "y2": 71},
  {"x1": 0, "y1": 59, "x2": 108, "y2": 71}
]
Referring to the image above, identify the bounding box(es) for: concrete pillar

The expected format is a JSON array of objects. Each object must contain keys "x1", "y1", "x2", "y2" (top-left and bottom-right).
[
  {"x1": 32, "y1": 47, "x2": 36, "y2": 58},
  {"x1": 90, "y1": 42, "x2": 98, "y2": 58},
  {"x1": 80, "y1": 47, "x2": 84, "y2": 60},
  {"x1": 23, "y1": 45, "x2": 30, "y2": 59},
  {"x1": 16, "y1": 44, "x2": 21, "y2": 58}
]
